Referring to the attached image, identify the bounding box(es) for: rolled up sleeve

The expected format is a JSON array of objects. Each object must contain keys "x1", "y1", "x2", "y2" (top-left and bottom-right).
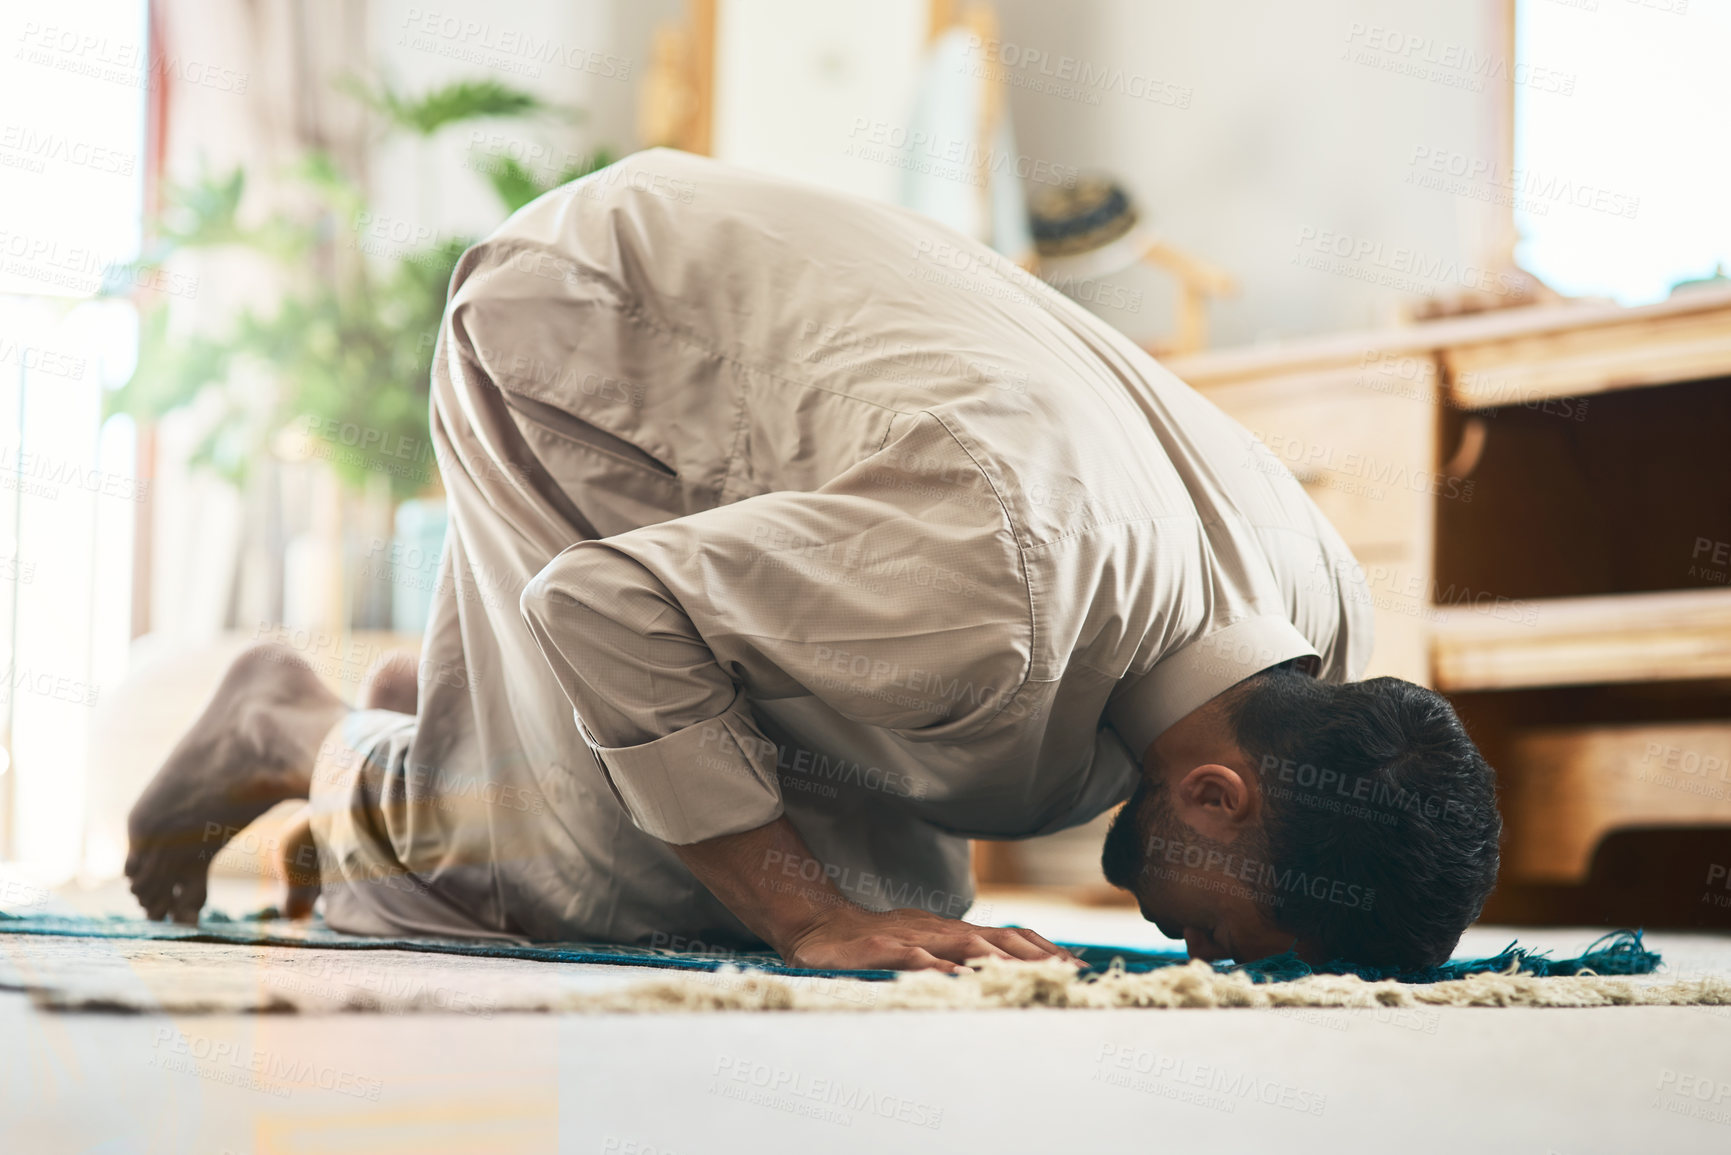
[
  {"x1": 520, "y1": 542, "x2": 788, "y2": 844},
  {"x1": 575, "y1": 686, "x2": 784, "y2": 845},
  {"x1": 519, "y1": 418, "x2": 1032, "y2": 845}
]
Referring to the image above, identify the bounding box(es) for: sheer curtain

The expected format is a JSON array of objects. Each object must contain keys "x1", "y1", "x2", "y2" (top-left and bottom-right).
[
  {"x1": 0, "y1": 0, "x2": 149, "y2": 879},
  {"x1": 0, "y1": 0, "x2": 372, "y2": 882}
]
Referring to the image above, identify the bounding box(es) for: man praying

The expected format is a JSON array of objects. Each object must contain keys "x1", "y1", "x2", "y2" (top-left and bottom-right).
[{"x1": 126, "y1": 149, "x2": 1501, "y2": 972}]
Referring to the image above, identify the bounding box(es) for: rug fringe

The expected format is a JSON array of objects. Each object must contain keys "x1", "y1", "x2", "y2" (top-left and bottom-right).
[
  {"x1": 31, "y1": 954, "x2": 1731, "y2": 1015},
  {"x1": 551, "y1": 955, "x2": 1731, "y2": 1014}
]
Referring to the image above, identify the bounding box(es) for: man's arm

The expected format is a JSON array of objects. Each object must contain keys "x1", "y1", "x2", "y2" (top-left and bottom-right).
[{"x1": 671, "y1": 813, "x2": 1076, "y2": 971}]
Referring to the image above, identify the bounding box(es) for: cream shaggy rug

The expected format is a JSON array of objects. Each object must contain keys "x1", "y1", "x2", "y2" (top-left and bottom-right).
[{"x1": 4, "y1": 934, "x2": 1730, "y2": 1015}]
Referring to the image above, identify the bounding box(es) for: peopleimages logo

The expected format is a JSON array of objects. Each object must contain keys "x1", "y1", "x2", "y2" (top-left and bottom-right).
[
  {"x1": 1250, "y1": 427, "x2": 1475, "y2": 504},
  {"x1": 1094, "y1": 1045, "x2": 1328, "y2": 1116},
  {"x1": 1653, "y1": 1068, "x2": 1731, "y2": 1128},
  {"x1": 1143, "y1": 836, "x2": 1376, "y2": 911},
  {"x1": 711, "y1": 1056, "x2": 944, "y2": 1130},
  {"x1": 396, "y1": 9, "x2": 632, "y2": 81},
  {"x1": 846, "y1": 119, "x2": 1077, "y2": 188},
  {"x1": 1405, "y1": 146, "x2": 1641, "y2": 220},
  {"x1": 0, "y1": 124, "x2": 136, "y2": 176},
  {"x1": 1258, "y1": 753, "x2": 1472, "y2": 826},
  {"x1": 1292, "y1": 227, "x2": 1533, "y2": 300},
  {"x1": 1340, "y1": 22, "x2": 1575, "y2": 96},
  {"x1": 151, "y1": 1028, "x2": 383, "y2": 1100},
  {"x1": 804, "y1": 643, "x2": 1043, "y2": 722},
  {"x1": 14, "y1": 21, "x2": 249, "y2": 94},
  {"x1": 957, "y1": 37, "x2": 1194, "y2": 109},
  {"x1": 750, "y1": 525, "x2": 980, "y2": 597},
  {"x1": 760, "y1": 849, "x2": 972, "y2": 919}
]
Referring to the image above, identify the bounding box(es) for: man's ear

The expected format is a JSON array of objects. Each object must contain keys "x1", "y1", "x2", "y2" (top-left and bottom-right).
[{"x1": 1173, "y1": 763, "x2": 1256, "y2": 844}]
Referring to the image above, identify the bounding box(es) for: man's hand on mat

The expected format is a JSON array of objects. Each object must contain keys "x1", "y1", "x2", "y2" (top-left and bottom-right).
[
  {"x1": 668, "y1": 815, "x2": 1080, "y2": 973},
  {"x1": 781, "y1": 905, "x2": 1084, "y2": 973}
]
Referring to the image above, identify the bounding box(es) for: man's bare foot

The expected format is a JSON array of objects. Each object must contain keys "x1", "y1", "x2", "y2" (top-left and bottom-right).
[
  {"x1": 125, "y1": 643, "x2": 348, "y2": 924},
  {"x1": 274, "y1": 803, "x2": 321, "y2": 919},
  {"x1": 360, "y1": 650, "x2": 419, "y2": 715}
]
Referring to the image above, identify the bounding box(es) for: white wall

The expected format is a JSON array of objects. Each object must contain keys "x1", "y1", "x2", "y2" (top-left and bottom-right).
[
  {"x1": 367, "y1": 0, "x2": 651, "y2": 250},
  {"x1": 712, "y1": 0, "x2": 929, "y2": 202},
  {"x1": 993, "y1": 0, "x2": 1505, "y2": 346},
  {"x1": 379, "y1": 0, "x2": 1507, "y2": 348}
]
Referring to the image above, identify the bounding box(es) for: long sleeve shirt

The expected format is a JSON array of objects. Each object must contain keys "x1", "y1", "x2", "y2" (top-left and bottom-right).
[{"x1": 482, "y1": 149, "x2": 1375, "y2": 850}]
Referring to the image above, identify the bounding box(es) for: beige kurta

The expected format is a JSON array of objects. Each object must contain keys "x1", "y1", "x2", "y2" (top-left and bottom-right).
[{"x1": 309, "y1": 148, "x2": 1373, "y2": 949}]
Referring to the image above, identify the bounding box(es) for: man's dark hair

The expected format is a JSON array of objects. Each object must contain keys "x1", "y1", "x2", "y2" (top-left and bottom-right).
[{"x1": 1230, "y1": 669, "x2": 1501, "y2": 970}]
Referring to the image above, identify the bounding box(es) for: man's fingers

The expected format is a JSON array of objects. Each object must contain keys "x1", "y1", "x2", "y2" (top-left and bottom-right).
[
  {"x1": 1005, "y1": 927, "x2": 1085, "y2": 964},
  {"x1": 786, "y1": 909, "x2": 1083, "y2": 974},
  {"x1": 953, "y1": 934, "x2": 1015, "y2": 965},
  {"x1": 902, "y1": 947, "x2": 968, "y2": 974},
  {"x1": 982, "y1": 928, "x2": 1056, "y2": 962},
  {"x1": 922, "y1": 933, "x2": 1012, "y2": 966},
  {"x1": 169, "y1": 878, "x2": 206, "y2": 926}
]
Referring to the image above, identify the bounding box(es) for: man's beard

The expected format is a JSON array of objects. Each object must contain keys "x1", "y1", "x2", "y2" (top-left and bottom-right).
[
  {"x1": 1102, "y1": 778, "x2": 1169, "y2": 890},
  {"x1": 1101, "y1": 778, "x2": 1239, "y2": 942}
]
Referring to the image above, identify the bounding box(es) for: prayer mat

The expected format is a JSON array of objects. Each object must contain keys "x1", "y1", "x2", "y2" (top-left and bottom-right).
[
  {"x1": 0, "y1": 909, "x2": 1665, "y2": 983},
  {"x1": 6, "y1": 909, "x2": 1726, "y2": 1014}
]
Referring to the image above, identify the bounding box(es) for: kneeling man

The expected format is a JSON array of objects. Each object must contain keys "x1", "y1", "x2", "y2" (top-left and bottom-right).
[{"x1": 127, "y1": 150, "x2": 1500, "y2": 972}]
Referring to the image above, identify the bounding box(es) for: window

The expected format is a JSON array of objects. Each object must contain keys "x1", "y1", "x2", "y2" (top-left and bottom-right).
[
  {"x1": 0, "y1": 0, "x2": 149, "y2": 875},
  {"x1": 1515, "y1": 0, "x2": 1731, "y2": 303}
]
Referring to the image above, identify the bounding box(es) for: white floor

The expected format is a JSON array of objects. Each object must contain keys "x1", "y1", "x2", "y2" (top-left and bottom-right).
[
  {"x1": 5, "y1": 880, "x2": 1731, "y2": 1153},
  {"x1": 7, "y1": 984, "x2": 1731, "y2": 1153}
]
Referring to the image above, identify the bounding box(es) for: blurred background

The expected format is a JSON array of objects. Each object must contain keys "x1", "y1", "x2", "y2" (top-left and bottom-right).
[{"x1": 2, "y1": 0, "x2": 1728, "y2": 927}]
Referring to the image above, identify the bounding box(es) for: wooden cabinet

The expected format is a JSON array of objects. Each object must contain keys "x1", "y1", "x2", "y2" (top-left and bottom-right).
[
  {"x1": 1168, "y1": 284, "x2": 1731, "y2": 921},
  {"x1": 1205, "y1": 361, "x2": 1440, "y2": 684}
]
